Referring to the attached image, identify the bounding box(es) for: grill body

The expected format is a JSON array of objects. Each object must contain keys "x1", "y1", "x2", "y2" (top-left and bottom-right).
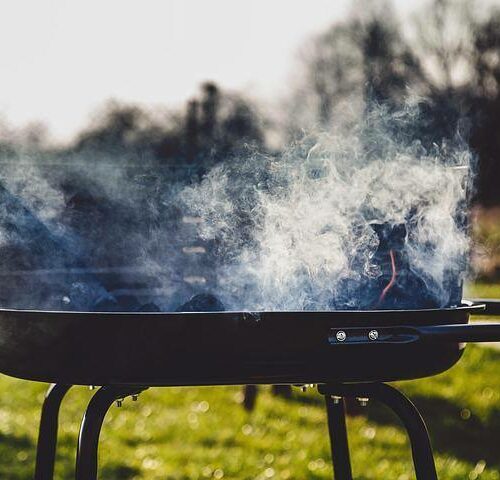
[{"x1": 0, "y1": 303, "x2": 484, "y2": 386}]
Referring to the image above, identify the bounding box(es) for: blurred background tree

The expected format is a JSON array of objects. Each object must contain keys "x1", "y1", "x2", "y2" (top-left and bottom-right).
[
  {"x1": 292, "y1": 0, "x2": 500, "y2": 208},
  {"x1": 71, "y1": 83, "x2": 265, "y2": 169}
]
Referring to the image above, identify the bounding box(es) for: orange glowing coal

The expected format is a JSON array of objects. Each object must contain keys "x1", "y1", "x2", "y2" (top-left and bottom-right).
[{"x1": 377, "y1": 249, "x2": 397, "y2": 307}]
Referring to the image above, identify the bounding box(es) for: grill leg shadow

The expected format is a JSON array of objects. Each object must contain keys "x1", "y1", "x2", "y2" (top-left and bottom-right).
[
  {"x1": 34, "y1": 383, "x2": 73, "y2": 480},
  {"x1": 75, "y1": 385, "x2": 148, "y2": 480},
  {"x1": 319, "y1": 383, "x2": 438, "y2": 480}
]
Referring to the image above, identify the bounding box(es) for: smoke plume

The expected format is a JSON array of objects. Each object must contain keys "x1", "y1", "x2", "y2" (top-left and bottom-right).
[
  {"x1": 0, "y1": 100, "x2": 473, "y2": 311},
  {"x1": 179, "y1": 101, "x2": 473, "y2": 310}
]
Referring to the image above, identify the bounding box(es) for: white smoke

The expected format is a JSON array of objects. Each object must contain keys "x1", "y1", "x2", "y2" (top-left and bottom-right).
[
  {"x1": 180, "y1": 101, "x2": 473, "y2": 310},
  {"x1": 0, "y1": 100, "x2": 473, "y2": 312}
]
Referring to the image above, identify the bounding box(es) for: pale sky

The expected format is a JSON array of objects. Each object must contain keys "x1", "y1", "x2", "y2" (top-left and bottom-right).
[{"x1": 0, "y1": 0, "x2": 420, "y2": 143}]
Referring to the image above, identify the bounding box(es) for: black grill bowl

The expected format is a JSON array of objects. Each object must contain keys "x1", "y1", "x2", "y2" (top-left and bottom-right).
[{"x1": 0, "y1": 302, "x2": 487, "y2": 386}]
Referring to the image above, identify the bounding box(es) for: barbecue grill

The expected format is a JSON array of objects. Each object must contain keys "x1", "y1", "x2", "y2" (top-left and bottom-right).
[{"x1": 0, "y1": 300, "x2": 499, "y2": 480}]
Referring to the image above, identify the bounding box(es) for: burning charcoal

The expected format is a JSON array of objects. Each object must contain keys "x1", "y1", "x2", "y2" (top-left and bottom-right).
[
  {"x1": 331, "y1": 222, "x2": 444, "y2": 310},
  {"x1": 114, "y1": 295, "x2": 142, "y2": 311},
  {"x1": 371, "y1": 223, "x2": 406, "y2": 252},
  {"x1": 137, "y1": 302, "x2": 161, "y2": 312},
  {"x1": 0, "y1": 184, "x2": 100, "y2": 310},
  {"x1": 370, "y1": 222, "x2": 407, "y2": 308},
  {"x1": 93, "y1": 294, "x2": 142, "y2": 311},
  {"x1": 371, "y1": 222, "x2": 441, "y2": 309},
  {"x1": 93, "y1": 294, "x2": 119, "y2": 311},
  {"x1": 176, "y1": 293, "x2": 225, "y2": 312},
  {"x1": 63, "y1": 279, "x2": 115, "y2": 311},
  {"x1": 329, "y1": 278, "x2": 367, "y2": 310}
]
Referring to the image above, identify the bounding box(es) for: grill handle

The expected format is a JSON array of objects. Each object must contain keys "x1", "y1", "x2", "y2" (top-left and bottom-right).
[
  {"x1": 416, "y1": 323, "x2": 500, "y2": 343},
  {"x1": 466, "y1": 299, "x2": 500, "y2": 316},
  {"x1": 329, "y1": 323, "x2": 500, "y2": 346}
]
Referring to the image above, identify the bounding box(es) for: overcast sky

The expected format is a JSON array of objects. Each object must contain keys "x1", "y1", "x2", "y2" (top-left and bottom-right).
[{"x1": 0, "y1": 0, "x2": 421, "y2": 143}]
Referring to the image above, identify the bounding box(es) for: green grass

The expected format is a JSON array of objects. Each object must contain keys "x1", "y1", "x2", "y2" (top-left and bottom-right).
[
  {"x1": 0, "y1": 285, "x2": 498, "y2": 479},
  {"x1": 465, "y1": 282, "x2": 500, "y2": 299}
]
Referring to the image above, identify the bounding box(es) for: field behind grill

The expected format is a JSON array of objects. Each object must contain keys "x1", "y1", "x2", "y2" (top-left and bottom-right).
[{"x1": 0, "y1": 283, "x2": 498, "y2": 480}]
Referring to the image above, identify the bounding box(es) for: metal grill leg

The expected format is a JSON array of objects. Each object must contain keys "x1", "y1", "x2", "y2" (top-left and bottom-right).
[
  {"x1": 368, "y1": 383, "x2": 438, "y2": 480},
  {"x1": 319, "y1": 383, "x2": 438, "y2": 480},
  {"x1": 325, "y1": 396, "x2": 353, "y2": 480},
  {"x1": 75, "y1": 385, "x2": 147, "y2": 480},
  {"x1": 34, "y1": 384, "x2": 73, "y2": 480}
]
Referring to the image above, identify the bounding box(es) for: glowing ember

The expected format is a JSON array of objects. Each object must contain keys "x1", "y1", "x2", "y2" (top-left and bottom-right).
[{"x1": 377, "y1": 249, "x2": 397, "y2": 307}]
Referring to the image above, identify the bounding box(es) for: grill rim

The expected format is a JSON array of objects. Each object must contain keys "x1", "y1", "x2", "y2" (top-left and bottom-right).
[{"x1": 0, "y1": 298, "x2": 484, "y2": 316}]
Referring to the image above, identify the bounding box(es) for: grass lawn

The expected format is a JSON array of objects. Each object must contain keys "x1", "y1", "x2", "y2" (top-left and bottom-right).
[{"x1": 0, "y1": 284, "x2": 498, "y2": 479}]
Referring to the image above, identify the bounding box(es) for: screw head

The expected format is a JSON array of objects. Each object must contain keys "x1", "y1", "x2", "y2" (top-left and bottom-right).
[
  {"x1": 116, "y1": 399, "x2": 123, "y2": 407},
  {"x1": 331, "y1": 395, "x2": 342, "y2": 404},
  {"x1": 132, "y1": 394, "x2": 139, "y2": 402},
  {"x1": 368, "y1": 330, "x2": 379, "y2": 341},
  {"x1": 356, "y1": 397, "x2": 370, "y2": 407},
  {"x1": 336, "y1": 330, "x2": 347, "y2": 342}
]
